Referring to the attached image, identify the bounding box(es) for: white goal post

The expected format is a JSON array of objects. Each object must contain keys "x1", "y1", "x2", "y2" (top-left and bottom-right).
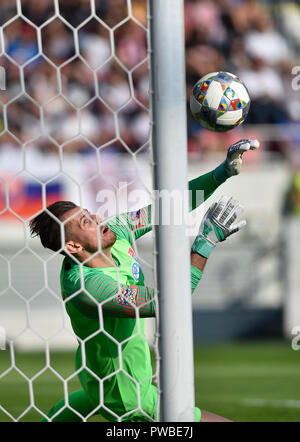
[
  {"x1": 148, "y1": 0, "x2": 195, "y2": 422},
  {"x1": 0, "y1": 0, "x2": 195, "y2": 422}
]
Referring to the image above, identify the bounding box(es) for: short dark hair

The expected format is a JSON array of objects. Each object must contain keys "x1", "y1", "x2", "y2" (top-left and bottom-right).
[{"x1": 29, "y1": 201, "x2": 77, "y2": 253}]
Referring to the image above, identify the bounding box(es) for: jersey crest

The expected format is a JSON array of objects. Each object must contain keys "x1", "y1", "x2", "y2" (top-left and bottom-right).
[{"x1": 131, "y1": 261, "x2": 141, "y2": 281}]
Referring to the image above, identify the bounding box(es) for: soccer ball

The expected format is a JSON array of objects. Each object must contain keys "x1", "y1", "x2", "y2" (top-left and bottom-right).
[{"x1": 190, "y1": 71, "x2": 250, "y2": 132}]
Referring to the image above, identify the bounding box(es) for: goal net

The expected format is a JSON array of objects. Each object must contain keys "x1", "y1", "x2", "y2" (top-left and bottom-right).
[
  {"x1": 0, "y1": 0, "x2": 157, "y2": 422},
  {"x1": 0, "y1": 0, "x2": 194, "y2": 422}
]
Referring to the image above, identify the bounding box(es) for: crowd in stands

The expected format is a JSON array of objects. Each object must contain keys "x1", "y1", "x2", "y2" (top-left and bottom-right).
[{"x1": 0, "y1": 0, "x2": 299, "y2": 161}]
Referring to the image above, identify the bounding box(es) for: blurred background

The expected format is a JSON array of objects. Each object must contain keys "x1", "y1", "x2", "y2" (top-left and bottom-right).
[{"x1": 1, "y1": 0, "x2": 300, "y2": 422}]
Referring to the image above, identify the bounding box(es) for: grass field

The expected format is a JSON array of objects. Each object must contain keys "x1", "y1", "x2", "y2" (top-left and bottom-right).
[{"x1": 1, "y1": 340, "x2": 300, "y2": 422}]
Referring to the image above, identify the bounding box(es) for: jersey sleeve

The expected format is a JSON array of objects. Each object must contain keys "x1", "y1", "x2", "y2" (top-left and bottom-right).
[
  {"x1": 107, "y1": 171, "x2": 224, "y2": 241},
  {"x1": 106, "y1": 170, "x2": 225, "y2": 241},
  {"x1": 106, "y1": 205, "x2": 152, "y2": 242},
  {"x1": 191, "y1": 265, "x2": 202, "y2": 292},
  {"x1": 64, "y1": 262, "x2": 203, "y2": 319},
  {"x1": 66, "y1": 270, "x2": 156, "y2": 318},
  {"x1": 188, "y1": 171, "x2": 226, "y2": 211}
]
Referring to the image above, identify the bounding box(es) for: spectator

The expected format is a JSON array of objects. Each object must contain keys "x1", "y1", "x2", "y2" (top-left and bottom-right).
[{"x1": 0, "y1": 0, "x2": 299, "y2": 160}]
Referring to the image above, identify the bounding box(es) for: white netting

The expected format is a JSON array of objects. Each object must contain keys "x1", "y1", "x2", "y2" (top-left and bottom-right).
[{"x1": 0, "y1": 0, "x2": 159, "y2": 422}]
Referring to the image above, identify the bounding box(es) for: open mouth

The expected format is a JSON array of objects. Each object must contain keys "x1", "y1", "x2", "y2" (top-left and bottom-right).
[{"x1": 102, "y1": 226, "x2": 109, "y2": 235}]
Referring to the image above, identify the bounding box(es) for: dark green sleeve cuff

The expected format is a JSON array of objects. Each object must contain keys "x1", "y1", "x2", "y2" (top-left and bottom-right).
[
  {"x1": 189, "y1": 171, "x2": 225, "y2": 211},
  {"x1": 213, "y1": 161, "x2": 229, "y2": 183},
  {"x1": 191, "y1": 265, "x2": 203, "y2": 293}
]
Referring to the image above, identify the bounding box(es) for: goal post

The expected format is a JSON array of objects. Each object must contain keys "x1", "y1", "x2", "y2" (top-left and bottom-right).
[
  {"x1": 149, "y1": 0, "x2": 195, "y2": 422},
  {"x1": 0, "y1": 0, "x2": 195, "y2": 423}
]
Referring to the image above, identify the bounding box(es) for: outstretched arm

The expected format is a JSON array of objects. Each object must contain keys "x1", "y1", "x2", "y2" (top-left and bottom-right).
[
  {"x1": 189, "y1": 139, "x2": 259, "y2": 211},
  {"x1": 67, "y1": 263, "x2": 204, "y2": 319},
  {"x1": 69, "y1": 271, "x2": 156, "y2": 318},
  {"x1": 107, "y1": 139, "x2": 258, "y2": 240},
  {"x1": 68, "y1": 196, "x2": 246, "y2": 318}
]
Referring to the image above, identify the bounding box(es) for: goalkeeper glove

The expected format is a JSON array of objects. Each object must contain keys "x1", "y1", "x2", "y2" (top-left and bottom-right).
[
  {"x1": 192, "y1": 195, "x2": 246, "y2": 259},
  {"x1": 213, "y1": 139, "x2": 260, "y2": 182}
]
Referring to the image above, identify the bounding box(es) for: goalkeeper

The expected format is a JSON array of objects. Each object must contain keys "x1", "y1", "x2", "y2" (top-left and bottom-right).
[{"x1": 30, "y1": 139, "x2": 259, "y2": 422}]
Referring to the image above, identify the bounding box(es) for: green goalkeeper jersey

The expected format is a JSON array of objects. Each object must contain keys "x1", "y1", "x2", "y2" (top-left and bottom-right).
[
  {"x1": 61, "y1": 206, "x2": 158, "y2": 420},
  {"x1": 60, "y1": 171, "x2": 223, "y2": 421}
]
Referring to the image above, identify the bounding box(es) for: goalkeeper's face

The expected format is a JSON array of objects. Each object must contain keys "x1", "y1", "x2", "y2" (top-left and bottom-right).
[{"x1": 63, "y1": 206, "x2": 116, "y2": 256}]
